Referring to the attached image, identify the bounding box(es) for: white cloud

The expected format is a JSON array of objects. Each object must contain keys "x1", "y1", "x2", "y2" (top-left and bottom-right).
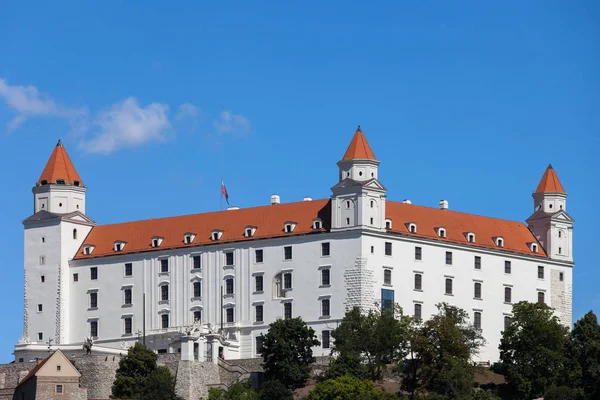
[
  {"x1": 0, "y1": 78, "x2": 87, "y2": 130},
  {"x1": 214, "y1": 110, "x2": 251, "y2": 137},
  {"x1": 175, "y1": 103, "x2": 199, "y2": 121},
  {"x1": 81, "y1": 97, "x2": 171, "y2": 154}
]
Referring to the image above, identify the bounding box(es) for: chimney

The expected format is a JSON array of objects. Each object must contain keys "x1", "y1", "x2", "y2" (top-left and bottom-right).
[
  {"x1": 227, "y1": 206, "x2": 240, "y2": 210},
  {"x1": 271, "y1": 194, "x2": 280, "y2": 205},
  {"x1": 402, "y1": 199, "x2": 412, "y2": 204},
  {"x1": 439, "y1": 200, "x2": 448, "y2": 210},
  {"x1": 303, "y1": 197, "x2": 312, "y2": 202}
]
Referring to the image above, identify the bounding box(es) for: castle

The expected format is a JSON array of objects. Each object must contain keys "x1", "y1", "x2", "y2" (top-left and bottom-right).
[{"x1": 14, "y1": 127, "x2": 574, "y2": 364}]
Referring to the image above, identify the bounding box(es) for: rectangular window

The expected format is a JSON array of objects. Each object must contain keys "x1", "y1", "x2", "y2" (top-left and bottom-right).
[
  {"x1": 384, "y1": 269, "x2": 392, "y2": 285},
  {"x1": 474, "y1": 282, "x2": 482, "y2": 299},
  {"x1": 284, "y1": 302, "x2": 292, "y2": 319},
  {"x1": 445, "y1": 252, "x2": 452, "y2": 265},
  {"x1": 90, "y1": 292, "x2": 98, "y2": 308},
  {"x1": 56, "y1": 385, "x2": 63, "y2": 394},
  {"x1": 73, "y1": 273, "x2": 78, "y2": 282},
  {"x1": 284, "y1": 246, "x2": 293, "y2": 260},
  {"x1": 559, "y1": 272, "x2": 564, "y2": 281},
  {"x1": 474, "y1": 312, "x2": 482, "y2": 330},
  {"x1": 445, "y1": 278, "x2": 453, "y2": 295},
  {"x1": 321, "y1": 299, "x2": 331, "y2": 317},
  {"x1": 161, "y1": 285, "x2": 169, "y2": 301},
  {"x1": 504, "y1": 287, "x2": 512, "y2": 303},
  {"x1": 161, "y1": 314, "x2": 169, "y2": 328},
  {"x1": 415, "y1": 246, "x2": 422, "y2": 260},
  {"x1": 321, "y1": 269, "x2": 330, "y2": 286},
  {"x1": 255, "y1": 276, "x2": 263, "y2": 292},
  {"x1": 124, "y1": 289, "x2": 132, "y2": 305},
  {"x1": 193, "y1": 282, "x2": 201, "y2": 298},
  {"x1": 321, "y1": 242, "x2": 330, "y2": 256},
  {"x1": 226, "y1": 308, "x2": 234, "y2": 323},
  {"x1": 90, "y1": 320, "x2": 98, "y2": 338},
  {"x1": 414, "y1": 273, "x2": 422, "y2": 290},
  {"x1": 38, "y1": 332, "x2": 43, "y2": 341},
  {"x1": 225, "y1": 278, "x2": 234, "y2": 294},
  {"x1": 538, "y1": 291, "x2": 545, "y2": 303},
  {"x1": 256, "y1": 336, "x2": 264, "y2": 354},
  {"x1": 193, "y1": 256, "x2": 201, "y2": 270},
  {"x1": 474, "y1": 256, "x2": 481, "y2": 270},
  {"x1": 225, "y1": 251, "x2": 234, "y2": 266},
  {"x1": 125, "y1": 263, "x2": 133, "y2": 277},
  {"x1": 161, "y1": 259, "x2": 169, "y2": 273},
  {"x1": 37, "y1": 304, "x2": 43, "y2": 312},
  {"x1": 414, "y1": 303, "x2": 422, "y2": 321},
  {"x1": 124, "y1": 317, "x2": 132, "y2": 334},
  {"x1": 505, "y1": 261, "x2": 511, "y2": 274},
  {"x1": 39, "y1": 256, "x2": 45, "y2": 265},
  {"x1": 283, "y1": 273, "x2": 292, "y2": 290},
  {"x1": 322, "y1": 330, "x2": 331, "y2": 349},
  {"x1": 385, "y1": 242, "x2": 392, "y2": 256},
  {"x1": 41, "y1": 275, "x2": 45, "y2": 283},
  {"x1": 91, "y1": 267, "x2": 98, "y2": 280},
  {"x1": 255, "y1": 249, "x2": 263, "y2": 263},
  {"x1": 193, "y1": 310, "x2": 201, "y2": 322},
  {"x1": 381, "y1": 289, "x2": 394, "y2": 310},
  {"x1": 504, "y1": 316, "x2": 512, "y2": 331},
  {"x1": 538, "y1": 266, "x2": 544, "y2": 279},
  {"x1": 255, "y1": 305, "x2": 263, "y2": 322}
]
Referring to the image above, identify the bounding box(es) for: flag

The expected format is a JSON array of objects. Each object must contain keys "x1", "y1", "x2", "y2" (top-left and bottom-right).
[{"x1": 221, "y1": 180, "x2": 229, "y2": 205}]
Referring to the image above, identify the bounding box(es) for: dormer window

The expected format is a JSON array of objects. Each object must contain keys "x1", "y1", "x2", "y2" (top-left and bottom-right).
[
  {"x1": 245, "y1": 226, "x2": 257, "y2": 238},
  {"x1": 408, "y1": 223, "x2": 417, "y2": 234},
  {"x1": 211, "y1": 230, "x2": 223, "y2": 241},
  {"x1": 83, "y1": 245, "x2": 95, "y2": 255},
  {"x1": 437, "y1": 227, "x2": 446, "y2": 238},
  {"x1": 385, "y1": 219, "x2": 392, "y2": 230},
  {"x1": 56, "y1": 179, "x2": 66, "y2": 185},
  {"x1": 529, "y1": 242, "x2": 539, "y2": 253},
  {"x1": 114, "y1": 241, "x2": 126, "y2": 252},
  {"x1": 495, "y1": 237, "x2": 504, "y2": 248},
  {"x1": 184, "y1": 233, "x2": 196, "y2": 244},
  {"x1": 284, "y1": 222, "x2": 297, "y2": 233},
  {"x1": 312, "y1": 219, "x2": 323, "y2": 230},
  {"x1": 41, "y1": 180, "x2": 48, "y2": 185},
  {"x1": 73, "y1": 180, "x2": 80, "y2": 186},
  {"x1": 151, "y1": 237, "x2": 164, "y2": 248},
  {"x1": 466, "y1": 232, "x2": 475, "y2": 243}
]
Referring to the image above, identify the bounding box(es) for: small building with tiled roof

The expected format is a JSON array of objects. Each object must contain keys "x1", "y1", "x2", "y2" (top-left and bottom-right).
[{"x1": 14, "y1": 126, "x2": 574, "y2": 365}]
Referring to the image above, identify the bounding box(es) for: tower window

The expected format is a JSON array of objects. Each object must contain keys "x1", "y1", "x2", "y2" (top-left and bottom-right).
[
  {"x1": 194, "y1": 310, "x2": 201, "y2": 322},
  {"x1": 384, "y1": 269, "x2": 392, "y2": 285},
  {"x1": 370, "y1": 200, "x2": 374, "y2": 208},
  {"x1": 445, "y1": 278, "x2": 453, "y2": 295},
  {"x1": 38, "y1": 332, "x2": 43, "y2": 341},
  {"x1": 89, "y1": 292, "x2": 98, "y2": 308},
  {"x1": 414, "y1": 273, "x2": 422, "y2": 290},
  {"x1": 41, "y1": 276, "x2": 45, "y2": 283},
  {"x1": 193, "y1": 255, "x2": 201, "y2": 270},
  {"x1": 415, "y1": 246, "x2": 422, "y2": 260},
  {"x1": 321, "y1": 242, "x2": 330, "y2": 256},
  {"x1": 538, "y1": 291, "x2": 545, "y2": 304},
  {"x1": 370, "y1": 218, "x2": 374, "y2": 225},
  {"x1": 321, "y1": 298, "x2": 330, "y2": 317},
  {"x1": 41, "y1": 237, "x2": 45, "y2": 243},
  {"x1": 161, "y1": 285, "x2": 169, "y2": 301},
  {"x1": 283, "y1": 272, "x2": 293, "y2": 290},
  {"x1": 474, "y1": 282, "x2": 482, "y2": 299},
  {"x1": 346, "y1": 218, "x2": 350, "y2": 225},
  {"x1": 39, "y1": 256, "x2": 45, "y2": 265},
  {"x1": 91, "y1": 267, "x2": 98, "y2": 280},
  {"x1": 255, "y1": 305, "x2": 263, "y2": 322},
  {"x1": 321, "y1": 269, "x2": 330, "y2": 286},
  {"x1": 549, "y1": 204, "x2": 553, "y2": 209},
  {"x1": 474, "y1": 256, "x2": 481, "y2": 270},
  {"x1": 385, "y1": 242, "x2": 392, "y2": 256},
  {"x1": 193, "y1": 281, "x2": 201, "y2": 298},
  {"x1": 225, "y1": 251, "x2": 234, "y2": 266},
  {"x1": 559, "y1": 272, "x2": 564, "y2": 281},
  {"x1": 73, "y1": 229, "x2": 77, "y2": 239},
  {"x1": 255, "y1": 249, "x2": 263, "y2": 263},
  {"x1": 161, "y1": 314, "x2": 169, "y2": 328},
  {"x1": 322, "y1": 330, "x2": 331, "y2": 349},
  {"x1": 538, "y1": 266, "x2": 544, "y2": 279},
  {"x1": 504, "y1": 287, "x2": 512, "y2": 303},
  {"x1": 124, "y1": 317, "x2": 132, "y2": 334},
  {"x1": 504, "y1": 261, "x2": 511, "y2": 274},
  {"x1": 160, "y1": 259, "x2": 169, "y2": 273},
  {"x1": 284, "y1": 246, "x2": 293, "y2": 260},
  {"x1": 225, "y1": 278, "x2": 234, "y2": 295},
  {"x1": 559, "y1": 247, "x2": 562, "y2": 254},
  {"x1": 346, "y1": 201, "x2": 350, "y2": 208},
  {"x1": 255, "y1": 275, "x2": 264, "y2": 292},
  {"x1": 414, "y1": 304, "x2": 422, "y2": 321},
  {"x1": 284, "y1": 302, "x2": 292, "y2": 319},
  {"x1": 38, "y1": 304, "x2": 43, "y2": 312},
  {"x1": 125, "y1": 263, "x2": 133, "y2": 277},
  {"x1": 504, "y1": 316, "x2": 512, "y2": 331},
  {"x1": 558, "y1": 231, "x2": 562, "y2": 238},
  {"x1": 445, "y1": 252, "x2": 452, "y2": 265},
  {"x1": 73, "y1": 273, "x2": 78, "y2": 282},
  {"x1": 124, "y1": 289, "x2": 132, "y2": 305},
  {"x1": 474, "y1": 312, "x2": 482, "y2": 330}
]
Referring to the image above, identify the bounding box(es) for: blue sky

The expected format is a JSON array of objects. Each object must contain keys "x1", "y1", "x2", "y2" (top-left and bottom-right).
[{"x1": 0, "y1": 1, "x2": 598, "y2": 362}]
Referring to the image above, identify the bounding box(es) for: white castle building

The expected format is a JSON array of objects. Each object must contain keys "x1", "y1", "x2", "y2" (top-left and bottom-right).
[{"x1": 14, "y1": 128, "x2": 574, "y2": 363}]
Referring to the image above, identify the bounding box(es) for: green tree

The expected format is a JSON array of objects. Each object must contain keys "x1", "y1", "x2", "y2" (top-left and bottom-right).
[
  {"x1": 306, "y1": 375, "x2": 396, "y2": 400},
  {"x1": 136, "y1": 366, "x2": 183, "y2": 400},
  {"x1": 330, "y1": 305, "x2": 411, "y2": 381},
  {"x1": 499, "y1": 301, "x2": 571, "y2": 400},
  {"x1": 258, "y1": 380, "x2": 293, "y2": 400},
  {"x1": 544, "y1": 386, "x2": 579, "y2": 400},
  {"x1": 207, "y1": 382, "x2": 259, "y2": 400},
  {"x1": 570, "y1": 311, "x2": 600, "y2": 400},
  {"x1": 261, "y1": 317, "x2": 320, "y2": 388},
  {"x1": 112, "y1": 343, "x2": 159, "y2": 399},
  {"x1": 400, "y1": 303, "x2": 484, "y2": 400}
]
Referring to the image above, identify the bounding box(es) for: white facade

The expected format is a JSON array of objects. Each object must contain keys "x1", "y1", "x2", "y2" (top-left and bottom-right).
[{"x1": 14, "y1": 132, "x2": 574, "y2": 364}]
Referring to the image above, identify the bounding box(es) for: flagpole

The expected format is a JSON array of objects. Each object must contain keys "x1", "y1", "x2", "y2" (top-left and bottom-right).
[{"x1": 220, "y1": 178, "x2": 222, "y2": 211}]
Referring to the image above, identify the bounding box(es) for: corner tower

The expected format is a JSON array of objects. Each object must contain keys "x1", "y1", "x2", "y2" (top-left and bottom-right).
[
  {"x1": 33, "y1": 140, "x2": 87, "y2": 214},
  {"x1": 331, "y1": 126, "x2": 387, "y2": 231},
  {"x1": 526, "y1": 165, "x2": 573, "y2": 262}
]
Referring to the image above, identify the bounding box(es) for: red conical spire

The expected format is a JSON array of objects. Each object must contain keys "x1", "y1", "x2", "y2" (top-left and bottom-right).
[
  {"x1": 37, "y1": 140, "x2": 83, "y2": 186},
  {"x1": 535, "y1": 164, "x2": 565, "y2": 193},
  {"x1": 341, "y1": 126, "x2": 376, "y2": 161}
]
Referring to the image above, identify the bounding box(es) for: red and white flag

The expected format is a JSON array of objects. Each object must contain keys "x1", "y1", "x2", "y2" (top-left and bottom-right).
[{"x1": 221, "y1": 180, "x2": 229, "y2": 205}]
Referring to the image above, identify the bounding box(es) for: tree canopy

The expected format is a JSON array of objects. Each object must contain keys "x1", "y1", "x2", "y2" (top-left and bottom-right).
[
  {"x1": 569, "y1": 310, "x2": 600, "y2": 400},
  {"x1": 306, "y1": 375, "x2": 396, "y2": 400},
  {"x1": 261, "y1": 317, "x2": 320, "y2": 388}
]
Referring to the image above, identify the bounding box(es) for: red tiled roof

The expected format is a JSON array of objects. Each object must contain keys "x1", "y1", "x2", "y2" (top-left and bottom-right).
[
  {"x1": 535, "y1": 164, "x2": 565, "y2": 194},
  {"x1": 37, "y1": 140, "x2": 83, "y2": 186},
  {"x1": 342, "y1": 126, "x2": 376, "y2": 160},
  {"x1": 17, "y1": 354, "x2": 51, "y2": 387},
  {"x1": 385, "y1": 201, "x2": 546, "y2": 257},
  {"x1": 75, "y1": 198, "x2": 544, "y2": 260}
]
